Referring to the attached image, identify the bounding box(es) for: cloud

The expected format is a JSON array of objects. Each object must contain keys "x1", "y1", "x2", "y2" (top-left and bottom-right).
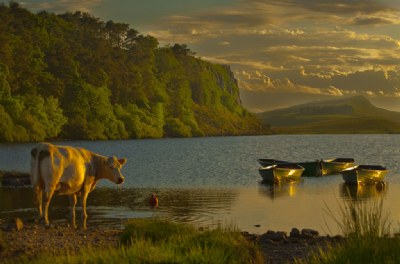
[
  {"x1": 351, "y1": 16, "x2": 395, "y2": 26},
  {"x1": 247, "y1": 0, "x2": 396, "y2": 15},
  {"x1": 22, "y1": 0, "x2": 102, "y2": 13},
  {"x1": 22, "y1": 0, "x2": 400, "y2": 111}
]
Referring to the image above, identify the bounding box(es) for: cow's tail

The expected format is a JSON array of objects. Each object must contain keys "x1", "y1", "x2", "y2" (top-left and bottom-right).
[
  {"x1": 30, "y1": 146, "x2": 40, "y2": 187},
  {"x1": 30, "y1": 143, "x2": 51, "y2": 187}
]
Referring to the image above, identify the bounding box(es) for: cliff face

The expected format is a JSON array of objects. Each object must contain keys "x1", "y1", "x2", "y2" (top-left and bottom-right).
[{"x1": 0, "y1": 4, "x2": 266, "y2": 142}]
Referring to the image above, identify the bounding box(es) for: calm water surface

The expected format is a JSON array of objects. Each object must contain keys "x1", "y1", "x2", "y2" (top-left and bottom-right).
[{"x1": 0, "y1": 135, "x2": 399, "y2": 234}]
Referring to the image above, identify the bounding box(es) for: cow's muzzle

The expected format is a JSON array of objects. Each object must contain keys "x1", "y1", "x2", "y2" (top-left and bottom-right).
[{"x1": 117, "y1": 177, "x2": 125, "y2": 184}]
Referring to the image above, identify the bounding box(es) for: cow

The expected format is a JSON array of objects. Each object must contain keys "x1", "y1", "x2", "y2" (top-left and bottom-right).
[{"x1": 30, "y1": 142, "x2": 127, "y2": 229}]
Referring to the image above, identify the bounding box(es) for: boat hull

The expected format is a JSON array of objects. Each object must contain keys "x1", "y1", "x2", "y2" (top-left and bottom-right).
[
  {"x1": 341, "y1": 165, "x2": 388, "y2": 185},
  {"x1": 322, "y1": 158, "x2": 355, "y2": 175},
  {"x1": 258, "y1": 159, "x2": 322, "y2": 176},
  {"x1": 259, "y1": 164, "x2": 304, "y2": 184},
  {"x1": 298, "y1": 161, "x2": 322, "y2": 177},
  {"x1": 257, "y1": 159, "x2": 289, "y2": 167}
]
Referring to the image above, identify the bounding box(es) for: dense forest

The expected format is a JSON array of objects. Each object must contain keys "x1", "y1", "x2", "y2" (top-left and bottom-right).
[{"x1": 0, "y1": 2, "x2": 266, "y2": 142}]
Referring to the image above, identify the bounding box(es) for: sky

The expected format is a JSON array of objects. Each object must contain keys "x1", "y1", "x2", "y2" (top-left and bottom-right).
[{"x1": 19, "y1": 0, "x2": 400, "y2": 112}]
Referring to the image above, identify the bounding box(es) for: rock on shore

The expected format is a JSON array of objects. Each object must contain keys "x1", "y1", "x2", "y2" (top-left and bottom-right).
[
  {"x1": 0, "y1": 171, "x2": 31, "y2": 187},
  {"x1": 242, "y1": 228, "x2": 344, "y2": 264}
]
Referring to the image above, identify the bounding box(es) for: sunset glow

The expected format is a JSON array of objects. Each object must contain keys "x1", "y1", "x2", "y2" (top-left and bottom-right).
[{"x1": 22, "y1": 0, "x2": 400, "y2": 112}]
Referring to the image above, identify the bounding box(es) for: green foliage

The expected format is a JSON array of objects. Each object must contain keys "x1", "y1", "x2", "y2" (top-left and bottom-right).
[
  {"x1": 302, "y1": 237, "x2": 400, "y2": 264},
  {"x1": 121, "y1": 219, "x2": 191, "y2": 244},
  {"x1": 0, "y1": 3, "x2": 266, "y2": 142},
  {"x1": 0, "y1": 105, "x2": 14, "y2": 141},
  {"x1": 164, "y1": 117, "x2": 192, "y2": 137}
]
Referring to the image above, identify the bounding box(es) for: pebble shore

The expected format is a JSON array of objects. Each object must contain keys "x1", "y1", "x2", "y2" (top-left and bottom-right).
[{"x1": 0, "y1": 218, "x2": 344, "y2": 264}]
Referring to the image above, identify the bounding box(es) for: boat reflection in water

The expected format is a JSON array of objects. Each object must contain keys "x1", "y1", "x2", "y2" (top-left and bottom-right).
[
  {"x1": 258, "y1": 181, "x2": 299, "y2": 200},
  {"x1": 340, "y1": 182, "x2": 387, "y2": 201}
]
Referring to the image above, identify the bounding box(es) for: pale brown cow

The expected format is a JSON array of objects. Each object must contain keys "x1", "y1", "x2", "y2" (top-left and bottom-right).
[{"x1": 30, "y1": 142, "x2": 127, "y2": 229}]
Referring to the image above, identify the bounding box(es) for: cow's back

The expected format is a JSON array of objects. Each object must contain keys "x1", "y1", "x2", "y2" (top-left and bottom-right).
[{"x1": 33, "y1": 143, "x2": 93, "y2": 194}]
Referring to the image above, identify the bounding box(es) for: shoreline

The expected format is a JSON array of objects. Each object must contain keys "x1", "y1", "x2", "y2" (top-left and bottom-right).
[{"x1": 0, "y1": 218, "x2": 343, "y2": 264}]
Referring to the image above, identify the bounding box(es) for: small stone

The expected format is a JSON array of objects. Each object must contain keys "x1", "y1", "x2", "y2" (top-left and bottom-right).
[
  {"x1": 290, "y1": 228, "x2": 301, "y2": 238},
  {"x1": 254, "y1": 224, "x2": 261, "y2": 227}
]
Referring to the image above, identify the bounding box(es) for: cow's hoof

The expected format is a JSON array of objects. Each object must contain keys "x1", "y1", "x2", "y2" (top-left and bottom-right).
[{"x1": 34, "y1": 217, "x2": 44, "y2": 224}]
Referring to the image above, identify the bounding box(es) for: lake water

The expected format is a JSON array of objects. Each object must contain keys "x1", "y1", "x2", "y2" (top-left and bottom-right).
[{"x1": 1, "y1": 135, "x2": 399, "y2": 235}]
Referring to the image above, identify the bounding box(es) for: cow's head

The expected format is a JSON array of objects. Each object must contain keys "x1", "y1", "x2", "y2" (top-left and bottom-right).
[{"x1": 104, "y1": 156, "x2": 127, "y2": 184}]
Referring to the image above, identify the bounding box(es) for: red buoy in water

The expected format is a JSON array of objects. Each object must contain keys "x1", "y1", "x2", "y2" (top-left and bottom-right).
[{"x1": 149, "y1": 193, "x2": 159, "y2": 207}]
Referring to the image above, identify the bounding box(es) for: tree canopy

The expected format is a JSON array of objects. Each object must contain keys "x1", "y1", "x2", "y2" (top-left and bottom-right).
[{"x1": 0, "y1": 2, "x2": 267, "y2": 142}]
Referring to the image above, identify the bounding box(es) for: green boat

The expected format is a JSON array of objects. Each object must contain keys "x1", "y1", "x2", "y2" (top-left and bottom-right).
[
  {"x1": 259, "y1": 164, "x2": 305, "y2": 184},
  {"x1": 341, "y1": 165, "x2": 388, "y2": 185},
  {"x1": 297, "y1": 160, "x2": 323, "y2": 177},
  {"x1": 321, "y1": 158, "x2": 355, "y2": 175}
]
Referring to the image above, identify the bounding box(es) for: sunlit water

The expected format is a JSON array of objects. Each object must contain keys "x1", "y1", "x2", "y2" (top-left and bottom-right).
[{"x1": 0, "y1": 135, "x2": 399, "y2": 234}]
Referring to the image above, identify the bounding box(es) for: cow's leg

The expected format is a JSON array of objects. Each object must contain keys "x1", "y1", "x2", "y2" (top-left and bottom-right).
[
  {"x1": 68, "y1": 194, "x2": 77, "y2": 229},
  {"x1": 33, "y1": 184, "x2": 43, "y2": 221},
  {"x1": 43, "y1": 188, "x2": 55, "y2": 226},
  {"x1": 81, "y1": 189, "x2": 89, "y2": 230}
]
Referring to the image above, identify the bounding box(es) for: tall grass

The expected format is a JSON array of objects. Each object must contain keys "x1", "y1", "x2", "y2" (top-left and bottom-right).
[
  {"x1": 6, "y1": 219, "x2": 264, "y2": 264},
  {"x1": 324, "y1": 197, "x2": 391, "y2": 238},
  {"x1": 298, "y1": 197, "x2": 400, "y2": 264}
]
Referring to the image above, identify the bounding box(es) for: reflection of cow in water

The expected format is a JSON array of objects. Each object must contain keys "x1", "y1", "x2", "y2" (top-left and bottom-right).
[{"x1": 30, "y1": 142, "x2": 127, "y2": 229}]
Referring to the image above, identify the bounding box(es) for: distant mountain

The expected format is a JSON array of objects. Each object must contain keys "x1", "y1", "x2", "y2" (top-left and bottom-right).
[{"x1": 257, "y1": 96, "x2": 400, "y2": 134}]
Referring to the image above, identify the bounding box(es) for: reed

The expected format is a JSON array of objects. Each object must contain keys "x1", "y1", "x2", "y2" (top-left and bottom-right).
[
  {"x1": 324, "y1": 197, "x2": 391, "y2": 238},
  {"x1": 297, "y1": 197, "x2": 400, "y2": 264},
  {"x1": 6, "y1": 219, "x2": 264, "y2": 264}
]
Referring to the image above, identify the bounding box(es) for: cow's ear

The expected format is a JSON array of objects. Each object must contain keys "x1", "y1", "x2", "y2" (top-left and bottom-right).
[{"x1": 118, "y1": 158, "x2": 127, "y2": 166}]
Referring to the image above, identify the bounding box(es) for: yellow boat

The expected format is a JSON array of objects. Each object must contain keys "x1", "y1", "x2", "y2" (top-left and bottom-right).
[
  {"x1": 259, "y1": 164, "x2": 304, "y2": 184},
  {"x1": 341, "y1": 165, "x2": 388, "y2": 185}
]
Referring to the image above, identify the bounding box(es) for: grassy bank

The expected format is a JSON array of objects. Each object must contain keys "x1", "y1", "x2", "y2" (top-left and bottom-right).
[
  {"x1": 5, "y1": 219, "x2": 264, "y2": 264},
  {"x1": 297, "y1": 198, "x2": 400, "y2": 264}
]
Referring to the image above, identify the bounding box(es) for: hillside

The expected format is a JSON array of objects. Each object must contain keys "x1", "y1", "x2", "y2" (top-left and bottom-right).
[
  {"x1": 257, "y1": 96, "x2": 400, "y2": 134},
  {"x1": 0, "y1": 3, "x2": 267, "y2": 142}
]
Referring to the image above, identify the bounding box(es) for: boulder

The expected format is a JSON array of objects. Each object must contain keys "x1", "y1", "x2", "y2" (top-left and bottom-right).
[
  {"x1": 1, "y1": 172, "x2": 31, "y2": 187},
  {"x1": 261, "y1": 230, "x2": 287, "y2": 241},
  {"x1": 290, "y1": 228, "x2": 301, "y2": 238},
  {"x1": 301, "y1": 228, "x2": 319, "y2": 238}
]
